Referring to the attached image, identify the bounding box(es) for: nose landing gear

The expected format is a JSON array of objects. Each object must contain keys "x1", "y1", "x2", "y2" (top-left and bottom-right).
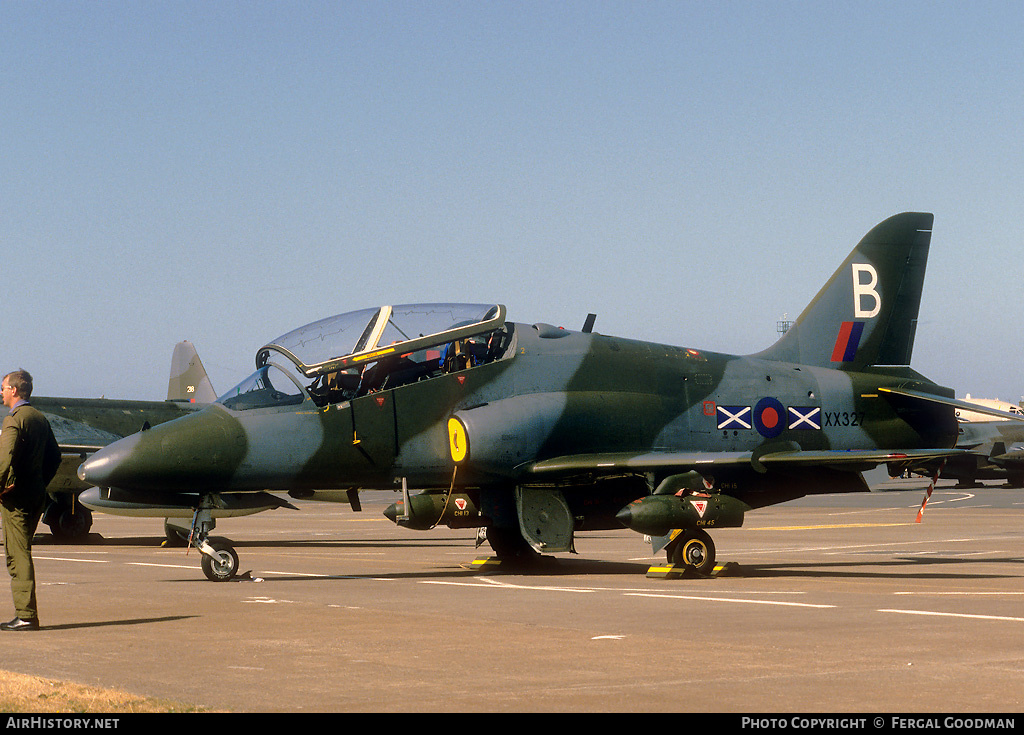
[
  {"x1": 199, "y1": 537, "x2": 240, "y2": 582},
  {"x1": 189, "y1": 503, "x2": 240, "y2": 582}
]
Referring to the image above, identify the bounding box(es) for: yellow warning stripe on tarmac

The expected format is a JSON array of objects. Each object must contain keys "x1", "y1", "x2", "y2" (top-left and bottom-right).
[
  {"x1": 646, "y1": 562, "x2": 740, "y2": 579},
  {"x1": 464, "y1": 557, "x2": 504, "y2": 571}
]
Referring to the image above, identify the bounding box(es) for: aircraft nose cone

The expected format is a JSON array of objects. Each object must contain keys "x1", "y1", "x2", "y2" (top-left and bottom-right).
[
  {"x1": 77, "y1": 406, "x2": 247, "y2": 492},
  {"x1": 79, "y1": 433, "x2": 142, "y2": 487}
]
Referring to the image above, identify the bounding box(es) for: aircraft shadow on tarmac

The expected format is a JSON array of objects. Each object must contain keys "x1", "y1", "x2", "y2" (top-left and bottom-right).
[
  {"x1": 45, "y1": 530, "x2": 664, "y2": 565},
  {"x1": 156, "y1": 554, "x2": 1024, "y2": 585},
  {"x1": 40, "y1": 616, "x2": 198, "y2": 632},
  {"x1": 733, "y1": 555, "x2": 1024, "y2": 580},
  {"x1": 37, "y1": 534, "x2": 1024, "y2": 583},
  {"x1": 39, "y1": 533, "x2": 482, "y2": 552},
  {"x1": 217, "y1": 552, "x2": 1024, "y2": 584},
  {"x1": 162, "y1": 557, "x2": 656, "y2": 584},
  {"x1": 48, "y1": 530, "x2": 656, "y2": 581}
]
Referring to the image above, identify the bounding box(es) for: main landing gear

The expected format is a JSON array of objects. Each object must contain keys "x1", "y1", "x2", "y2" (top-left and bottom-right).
[
  {"x1": 665, "y1": 528, "x2": 716, "y2": 577},
  {"x1": 43, "y1": 494, "x2": 94, "y2": 541}
]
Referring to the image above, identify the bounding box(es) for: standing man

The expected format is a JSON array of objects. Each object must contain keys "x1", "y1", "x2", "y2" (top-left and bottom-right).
[{"x1": 0, "y1": 370, "x2": 60, "y2": 631}]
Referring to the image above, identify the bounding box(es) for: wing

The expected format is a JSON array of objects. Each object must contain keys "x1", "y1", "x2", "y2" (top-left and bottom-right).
[
  {"x1": 523, "y1": 446, "x2": 968, "y2": 477},
  {"x1": 42, "y1": 414, "x2": 122, "y2": 493},
  {"x1": 519, "y1": 388, "x2": 1006, "y2": 485}
]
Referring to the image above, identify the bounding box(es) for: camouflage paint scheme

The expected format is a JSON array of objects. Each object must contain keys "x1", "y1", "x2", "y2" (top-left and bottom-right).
[{"x1": 81, "y1": 213, "x2": 1017, "y2": 581}]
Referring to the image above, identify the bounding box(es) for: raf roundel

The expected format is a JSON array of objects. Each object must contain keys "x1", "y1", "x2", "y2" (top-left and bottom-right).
[{"x1": 753, "y1": 397, "x2": 786, "y2": 438}]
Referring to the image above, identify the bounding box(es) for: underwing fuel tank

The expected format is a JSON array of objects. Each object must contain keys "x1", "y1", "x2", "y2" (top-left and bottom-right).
[
  {"x1": 383, "y1": 491, "x2": 483, "y2": 531},
  {"x1": 615, "y1": 493, "x2": 751, "y2": 537}
]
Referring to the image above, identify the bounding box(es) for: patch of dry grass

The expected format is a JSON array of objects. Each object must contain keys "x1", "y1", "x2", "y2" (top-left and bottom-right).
[{"x1": 0, "y1": 670, "x2": 209, "y2": 713}]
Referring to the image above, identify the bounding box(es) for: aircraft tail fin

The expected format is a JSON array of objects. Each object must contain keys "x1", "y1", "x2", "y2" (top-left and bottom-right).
[
  {"x1": 167, "y1": 341, "x2": 217, "y2": 403},
  {"x1": 754, "y1": 212, "x2": 933, "y2": 371}
]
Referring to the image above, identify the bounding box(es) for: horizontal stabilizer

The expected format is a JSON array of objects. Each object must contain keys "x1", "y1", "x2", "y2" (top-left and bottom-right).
[
  {"x1": 992, "y1": 448, "x2": 1024, "y2": 468},
  {"x1": 879, "y1": 387, "x2": 1024, "y2": 423}
]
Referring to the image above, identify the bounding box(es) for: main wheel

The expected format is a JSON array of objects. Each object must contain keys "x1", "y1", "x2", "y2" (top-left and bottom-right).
[
  {"x1": 670, "y1": 529, "x2": 716, "y2": 576},
  {"x1": 200, "y1": 539, "x2": 239, "y2": 582},
  {"x1": 56, "y1": 504, "x2": 93, "y2": 540},
  {"x1": 45, "y1": 498, "x2": 93, "y2": 541},
  {"x1": 485, "y1": 526, "x2": 537, "y2": 559}
]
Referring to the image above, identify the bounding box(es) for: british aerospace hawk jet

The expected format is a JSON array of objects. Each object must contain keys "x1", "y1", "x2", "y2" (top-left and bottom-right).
[{"x1": 80, "y1": 213, "x2": 999, "y2": 581}]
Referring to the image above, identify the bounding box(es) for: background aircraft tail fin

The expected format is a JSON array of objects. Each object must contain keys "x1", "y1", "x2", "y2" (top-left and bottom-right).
[
  {"x1": 167, "y1": 341, "x2": 217, "y2": 403},
  {"x1": 754, "y1": 212, "x2": 933, "y2": 371}
]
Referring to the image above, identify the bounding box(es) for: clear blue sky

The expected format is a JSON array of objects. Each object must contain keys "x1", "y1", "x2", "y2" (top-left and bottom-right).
[{"x1": 2, "y1": 1, "x2": 1021, "y2": 404}]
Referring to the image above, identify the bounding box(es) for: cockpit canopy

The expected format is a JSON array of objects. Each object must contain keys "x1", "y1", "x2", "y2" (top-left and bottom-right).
[
  {"x1": 218, "y1": 304, "x2": 511, "y2": 410},
  {"x1": 259, "y1": 303, "x2": 505, "y2": 377}
]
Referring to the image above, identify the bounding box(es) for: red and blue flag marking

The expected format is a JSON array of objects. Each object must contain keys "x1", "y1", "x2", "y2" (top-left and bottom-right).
[{"x1": 831, "y1": 321, "x2": 865, "y2": 363}]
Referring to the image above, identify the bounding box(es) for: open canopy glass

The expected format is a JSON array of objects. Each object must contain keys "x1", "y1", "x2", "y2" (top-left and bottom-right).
[
  {"x1": 258, "y1": 303, "x2": 506, "y2": 377},
  {"x1": 218, "y1": 304, "x2": 509, "y2": 410}
]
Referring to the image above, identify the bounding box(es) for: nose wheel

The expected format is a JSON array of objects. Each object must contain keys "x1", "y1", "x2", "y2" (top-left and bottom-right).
[
  {"x1": 189, "y1": 504, "x2": 240, "y2": 582},
  {"x1": 200, "y1": 538, "x2": 240, "y2": 582}
]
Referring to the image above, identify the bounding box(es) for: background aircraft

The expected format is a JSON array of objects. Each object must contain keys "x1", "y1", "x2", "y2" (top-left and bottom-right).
[
  {"x1": 70, "y1": 342, "x2": 295, "y2": 541},
  {"x1": 907, "y1": 393, "x2": 1024, "y2": 488},
  {"x1": 954, "y1": 394, "x2": 1024, "y2": 423},
  {"x1": 31, "y1": 341, "x2": 210, "y2": 538},
  {"x1": 30, "y1": 342, "x2": 290, "y2": 539},
  {"x1": 81, "y1": 213, "x2": 1008, "y2": 581},
  {"x1": 938, "y1": 419, "x2": 1024, "y2": 488}
]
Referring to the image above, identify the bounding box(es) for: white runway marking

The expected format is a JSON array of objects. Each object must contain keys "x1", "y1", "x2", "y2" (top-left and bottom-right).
[
  {"x1": 36, "y1": 556, "x2": 109, "y2": 564},
  {"x1": 627, "y1": 592, "x2": 836, "y2": 608},
  {"x1": 879, "y1": 608, "x2": 1024, "y2": 623}
]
